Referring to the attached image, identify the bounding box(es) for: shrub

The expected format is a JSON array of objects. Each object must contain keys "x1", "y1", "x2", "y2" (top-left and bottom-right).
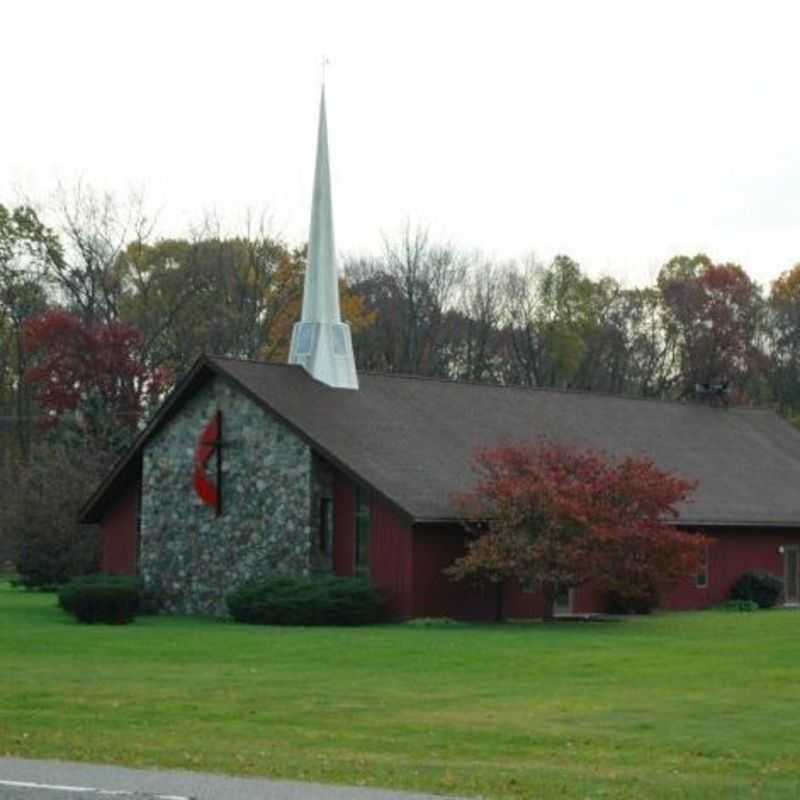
[
  {"x1": 58, "y1": 575, "x2": 140, "y2": 624},
  {"x1": 226, "y1": 575, "x2": 384, "y2": 626},
  {"x1": 137, "y1": 586, "x2": 161, "y2": 616},
  {"x1": 58, "y1": 574, "x2": 135, "y2": 610},
  {"x1": 716, "y1": 599, "x2": 759, "y2": 612},
  {"x1": 730, "y1": 571, "x2": 783, "y2": 609},
  {"x1": 2, "y1": 444, "x2": 111, "y2": 589},
  {"x1": 58, "y1": 574, "x2": 160, "y2": 618}
]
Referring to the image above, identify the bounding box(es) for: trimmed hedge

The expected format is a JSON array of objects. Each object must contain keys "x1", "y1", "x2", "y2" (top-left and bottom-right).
[
  {"x1": 226, "y1": 575, "x2": 384, "y2": 626},
  {"x1": 58, "y1": 575, "x2": 141, "y2": 624},
  {"x1": 730, "y1": 570, "x2": 783, "y2": 609}
]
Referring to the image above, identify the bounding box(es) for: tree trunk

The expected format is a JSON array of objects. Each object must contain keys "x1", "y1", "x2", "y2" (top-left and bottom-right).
[
  {"x1": 542, "y1": 582, "x2": 556, "y2": 622},
  {"x1": 494, "y1": 580, "x2": 505, "y2": 623}
]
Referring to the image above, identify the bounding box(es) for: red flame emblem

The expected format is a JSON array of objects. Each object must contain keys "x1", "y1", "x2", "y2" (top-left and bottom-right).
[{"x1": 194, "y1": 412, "x2": 221, "y2": 513}]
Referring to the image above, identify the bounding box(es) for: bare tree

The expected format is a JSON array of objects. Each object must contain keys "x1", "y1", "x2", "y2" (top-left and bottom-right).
[
  {"x1": 45, "y1": 180, "x2": 155, "y2": 324},
  {"x1": 501, "y1": 255, "x2": 547, "y2": 387},
  {"x1": 448, "y1": 259, "x2": 508, "y2": 382},
  {"x1": 384, "y1": 226, "x2": 469, "y2": 374}
]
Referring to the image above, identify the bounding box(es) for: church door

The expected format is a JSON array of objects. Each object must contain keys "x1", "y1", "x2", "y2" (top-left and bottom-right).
[{"x1": 554, "y1": 586, "x2": 573, "y2": 615}]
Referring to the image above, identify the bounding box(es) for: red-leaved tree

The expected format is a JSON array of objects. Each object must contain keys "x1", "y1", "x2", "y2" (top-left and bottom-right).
[
  {"x1": 447, "y1": 441, "x2": 706, "y2": 620},
  {"x1": 23, "y1": 309, "x2": 169, "y2": 445},
  {"x1": 658, "y1": 254, "x2": 765, "y2": 400}
]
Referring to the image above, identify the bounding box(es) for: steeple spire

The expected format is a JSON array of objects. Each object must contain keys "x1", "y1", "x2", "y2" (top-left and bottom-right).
[
  {"x1": 288, "y1": 85, "x2": 358, "y2": 390},
  {"x1": 300, "y1": 87, "x2": 340, "y2": 324}
]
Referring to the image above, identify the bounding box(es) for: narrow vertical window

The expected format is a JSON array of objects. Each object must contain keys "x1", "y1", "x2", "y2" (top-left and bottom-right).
[
  {"x1": 319, "y1": 497, "x2": 333, "y2": 555},
  {"x1": 355, "y1": 487, "x2": 370, "y2": 575},
  {"x1": 696, "y1": 544, "x2": 709, "y2": 588},
  {"x1": 135, "y1": 481, "x2": 143, "y2": 570}
]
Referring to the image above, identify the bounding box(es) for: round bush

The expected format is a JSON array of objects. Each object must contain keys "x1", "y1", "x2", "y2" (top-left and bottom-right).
[
  {"x1": 226, "y1": 575, "x2": 384, "y2": 626},
  {"x1": 58, "y1": 574, "x2": 135, "y2": 611},
  {"x1": 58, "y1": 575, "x2": 140, "y2": 624},
  {"x1": 58, "y1": 574, "x2": 160, "y2": 616},
  {"x1": 730, "y1": 570, "x2": 783, "y2": 609}
]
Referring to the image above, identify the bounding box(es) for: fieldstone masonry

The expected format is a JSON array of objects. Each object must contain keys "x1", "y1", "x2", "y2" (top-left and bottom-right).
[{"x1": 140, "y1": 375, "x2": 332, "y2": 615}]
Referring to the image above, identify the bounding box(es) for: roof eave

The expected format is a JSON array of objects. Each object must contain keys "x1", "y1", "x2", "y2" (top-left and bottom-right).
[
  {"x1": 78, "y1": 355, "x2": 216, "y2": 524},
  {"x1": 80, "y1": 355, "x2": 418, "y2": 529},
  {"x1": 208, "y1": 358, "x2": 416, "y2": 527},
  {"x1": 411, "y1": 516, "x2": 800, "y2": 529}
]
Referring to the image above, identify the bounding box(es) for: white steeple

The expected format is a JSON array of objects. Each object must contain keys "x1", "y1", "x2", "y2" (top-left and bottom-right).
[{"x1": 288, "y1": 86, "x2": 359, "y2": 390}]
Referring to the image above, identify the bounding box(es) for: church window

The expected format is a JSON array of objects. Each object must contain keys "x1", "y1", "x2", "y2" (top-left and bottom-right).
[
  {"x1": 319, "y1": 497, "x2": 333, "y2": 555},
  {"x1": 295, "y1": 323, "x2": 314, "y2": 356},
  {"x1": 333, "y1": 326, "x2": 347, "y2": 356},
  {"x1": 135, "y1": 481, "x2": 143, "y2": 569},
  {"x1": 355, "y1": 487, "x2": 370, "y2": 574},
  {"x1": 696, "y1": 545, "x2": 709, "y2": 588}
]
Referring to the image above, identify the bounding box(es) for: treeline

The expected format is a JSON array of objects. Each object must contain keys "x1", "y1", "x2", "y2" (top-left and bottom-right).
[
  {"x1": 2, "y1": 185, "x2": 800, "y2": 577},
  {"x1": 4, "y1": 188, "x2": 800, "y2": 454},
  {"x1": 346, "y1": 229, "x2": 799, "y2": 416}
]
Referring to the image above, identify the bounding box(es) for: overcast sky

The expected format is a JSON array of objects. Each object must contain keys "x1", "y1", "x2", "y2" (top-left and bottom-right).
[{"x1": 2, "y1": 0, "x2": 799, "y2": 287}]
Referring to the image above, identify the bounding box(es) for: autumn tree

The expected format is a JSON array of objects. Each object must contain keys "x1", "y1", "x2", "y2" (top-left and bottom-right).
[
  {"x1": 767, "y1": 263, "x2": 800, "y2": 421},
  {"x1": 447, "y1": 441, "x2": 704, "y2": 620},
  {"x1": 23, "y1": 309, "x2": 169, "y2": 452},
  {"x1": 257, "y1": 247, "x2": 375, "y2": 364},
  {"x1": 0, "y1": 204, "x2": 61, "y2": 460},
  {"x1": 502, "y1": 255, "x2": 624, "y2": 391},
  {"x1": 658, "y1": 254, "x2": 766, "y2": 401},
  {"x1": 117, "y1": 229, "x2": 373, "y2": 376},
  {"x1": 116, "y1": 233, "x2": 297, "y2": 371}
]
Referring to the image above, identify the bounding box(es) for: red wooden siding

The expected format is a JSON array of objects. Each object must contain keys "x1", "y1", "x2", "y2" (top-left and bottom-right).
[
  {"x1": 100, "y1": 481, "x2": 139, "y2": 575},
  {"x1": 332, "y1": 471, "x2": 415, "y2": 618},
  {"x1": 663, "y1": 528, "x2": 799, "y2": 610},
  {"x1": 100, "y1": 462, "x2": 800, "y2": 619},
  {"x1": 495, "y1": 580, "x2": 602, "y2": 617},
  {"x1": 412, "y1": 524, "x2": 800, "y2": 619},
  {"x1": 369, "y1": 496, "x2": 414, "y2": 618},
  {"x1": 411, "y1": 525, "x2": 497, "y2": 620}
]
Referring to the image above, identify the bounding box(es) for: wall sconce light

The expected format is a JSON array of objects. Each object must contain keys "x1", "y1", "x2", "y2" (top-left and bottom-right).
[{"x1": 779, "y1": 546, "x2": 785, "y2": 554}]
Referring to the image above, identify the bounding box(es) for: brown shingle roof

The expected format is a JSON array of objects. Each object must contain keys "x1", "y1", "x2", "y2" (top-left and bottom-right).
[
  {"x1": 81, "y1": 355, "x2": 800, "y2": 526},
  {"x1": 212, "y1": 357, "x2": 800, "y2": 527}
]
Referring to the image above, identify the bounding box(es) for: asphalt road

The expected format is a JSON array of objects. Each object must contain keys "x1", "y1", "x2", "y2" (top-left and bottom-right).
[{"x1": 0, "y1": 759, "x2": 466, "y2": 800}]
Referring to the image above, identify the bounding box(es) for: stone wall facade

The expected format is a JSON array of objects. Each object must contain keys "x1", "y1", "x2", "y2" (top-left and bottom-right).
[{"x1": 140, "y1": 374, "x2": 325, "y2": 615}]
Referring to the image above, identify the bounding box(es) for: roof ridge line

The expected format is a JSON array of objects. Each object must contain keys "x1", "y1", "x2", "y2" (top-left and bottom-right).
[
  {"x1": 207, "y1": 354, "x2": 303, "y2": 369},
  {"x1": 357, "y1": 370, "x2": 773, "y2": 411},
  {"x1": 206, "y1": 355, "x2": 774, "y2": 412}
]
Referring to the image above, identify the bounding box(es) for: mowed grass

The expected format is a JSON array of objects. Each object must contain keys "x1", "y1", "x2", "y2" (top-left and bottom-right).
[{"x1": 1, "y1": 585, "x2": 799, "y2": 799}]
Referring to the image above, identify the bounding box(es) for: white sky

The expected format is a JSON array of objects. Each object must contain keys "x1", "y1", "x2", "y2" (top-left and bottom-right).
[{"x1": 2, "y1": 0, "x2": 799, "y2": 288}]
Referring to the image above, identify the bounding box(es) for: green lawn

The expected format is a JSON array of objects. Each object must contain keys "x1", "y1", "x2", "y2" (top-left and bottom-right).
[{"x1": 1, "y1": 585, "x2": 799, "y2": 799}]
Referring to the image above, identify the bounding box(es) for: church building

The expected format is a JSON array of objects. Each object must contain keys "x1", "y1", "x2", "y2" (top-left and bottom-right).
[{"x1": 79, "y1": 91, "x2": 800, "y2": 618}]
